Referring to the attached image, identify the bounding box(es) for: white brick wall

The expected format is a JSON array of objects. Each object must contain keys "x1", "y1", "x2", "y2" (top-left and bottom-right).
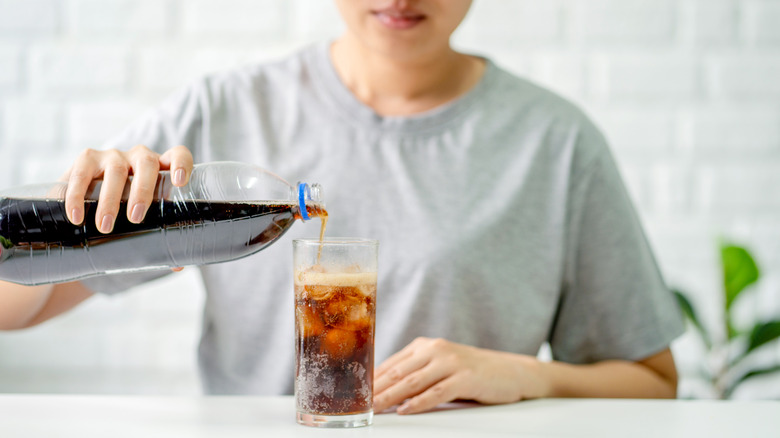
[
  {"x1": 0, "y1": 0, "x2": 60, "y2": 36},
  {"x1": 69, "y1": 0, "x2": 170, "y2": 37},
  {"x1": 745, "y1": 0, "x2": 780, "y2": 45},
  {"x1": 461, "y1": 1, "x2": 562, "y2": 45},
  {"x1": 682, "y1": 0, "x2": 738, "y2": 46},
  {"x1": 29, "y1": 45, "x2": 130, "y2": 96},
  {"x1": 590, "y1": 54, "x2": 699, "y2": 101},
  {"x1": 707, "y1": 54, "x2": 780, "y2": 98},
  {"x1": 181, "y1": 0, "x2": 288, "y2": 39},
  {"x1": 682, "y1": 106, "x2": 780, "y2": 155},
  {"x1": 0, "y1": 45, "x2": 21, "y2": 90},
  {"x1": 2, "y1": 100, "x2": 62, "y2": 152},
  {"x1": 291, "y1": 0, "x2": 345, "y2": 40},
  {"x1": 568, "y1": 0, "x2": 676, "y2": 45},
  {"x1": 0, "y1": 0, "x2": 779, "y2": 398},
  {"x1": 66, "y1": 101, "x2": 147, "y2": 152}
]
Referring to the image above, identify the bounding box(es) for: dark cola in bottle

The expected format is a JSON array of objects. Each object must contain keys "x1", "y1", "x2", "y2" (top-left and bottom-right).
[{"x1": 0, "y1": 162, "x2": 326, "y2": 285}]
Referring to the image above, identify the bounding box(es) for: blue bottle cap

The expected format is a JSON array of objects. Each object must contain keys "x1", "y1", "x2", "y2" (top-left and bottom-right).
[{"x1": 298, "y1": 182, "x2": 311, "y2": 221}]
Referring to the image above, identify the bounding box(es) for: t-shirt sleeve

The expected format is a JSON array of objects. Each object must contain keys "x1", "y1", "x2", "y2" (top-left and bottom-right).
[
  {"x1": 102, "y1": 80, "x2": 206, "y2": 155},
  {"x1": 78, "y1": 81, "x2": 207, "y2": 296},
  {"x1": 548, "y1": 126, "x2": 685, "y2": 364}
]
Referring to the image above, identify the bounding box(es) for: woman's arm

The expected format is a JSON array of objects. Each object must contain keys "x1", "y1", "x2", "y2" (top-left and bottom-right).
[
  {"x1": 372, "y1": 337, "x2": 677, "y2": 415},
  {"x1": 0, "y1": 281, "x2": 93, "y2": 330},
  {"x1": 542, "y1": 348, "x2": 676, "y2": 399},
  {"x1": 0, "y1": 144, "x2": 195, "y2": 331}
]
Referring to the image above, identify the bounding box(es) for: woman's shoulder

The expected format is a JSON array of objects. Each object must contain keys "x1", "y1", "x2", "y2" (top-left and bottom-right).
[
  {"x1": 487, "y1": 61, "x2": 592, "y2": 127},
  {"x1": 188, "y1": 44, "x2": 320, "y2": 100},
  {"x1": 484, "y1": 60, "x2": 609, "y2": 165}
]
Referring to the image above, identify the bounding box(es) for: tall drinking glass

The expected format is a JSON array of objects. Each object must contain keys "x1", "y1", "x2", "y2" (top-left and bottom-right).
[{"x1": 293, "y1": 238, "x2": 378, "y2": 428}]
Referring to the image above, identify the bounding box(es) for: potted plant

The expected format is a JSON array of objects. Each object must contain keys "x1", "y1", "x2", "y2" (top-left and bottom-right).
[{"x1": 674, "y1": 243, "x2": 780, "y2": 399}]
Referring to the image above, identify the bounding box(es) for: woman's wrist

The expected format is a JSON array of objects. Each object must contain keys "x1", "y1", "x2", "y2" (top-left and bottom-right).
[
  {"x1": 520, "y1": 349, "x2": 678, "y2": 399},
  {"x1": 0, "y1": 282, "x2": 54, "y2": 330},
  {"x1": 510, "y1": 353, "x2": 556, "y2": 400}
]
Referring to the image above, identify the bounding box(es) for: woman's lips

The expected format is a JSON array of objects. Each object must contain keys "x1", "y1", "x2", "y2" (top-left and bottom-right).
[{"x1": 372, "y1": 9, "x2": 426, "y2": 29}]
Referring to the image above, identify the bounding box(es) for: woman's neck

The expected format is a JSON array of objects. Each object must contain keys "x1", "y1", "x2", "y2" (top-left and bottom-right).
[{"x1": 330, "y1": 36, "x2": 485, "y2": 117}]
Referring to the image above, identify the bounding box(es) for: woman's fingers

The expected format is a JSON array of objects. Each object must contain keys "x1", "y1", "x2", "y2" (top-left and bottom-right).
[
  {"x1": 374, "y1": 345, "x2": 432, "y2": 395},
  {"x1": 159, "y1": 145, "x2": 194, "y2": 187},
  {"x1": 396, "y1": 375, "x2": 461, "y2": 415},
  {"x1": 126, "y1": 146, "x2": 161, "y2": 223},
  {"x1": 373, "y1": 361, "x2": 451, "y2": 413},
  {"x1": 94, "y1": 151, "x2": 130, "y2": 233},
  {"x1": 374, "y1": 339, "x2": 546, "y2": 416},
  {"x1": 63, "y1": 145, "x2": 193, "y2": 229},
  {"x1": 374, "y1": 338, "x2": 454, "y2": 413},
  {"x1": 64, "y1": 149, "x2": 101, "y2": 225},
  {"x1": 375, "y1": 347, "x2": 414, "y2": 380},
  {"x1": 375, "y1": 336, "x2": 431, "y2": 379}
]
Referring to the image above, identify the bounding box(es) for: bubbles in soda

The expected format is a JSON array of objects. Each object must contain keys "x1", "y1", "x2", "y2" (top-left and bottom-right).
[{"x1": 295, "y1": 269, "x2": 377, "y2": 415}]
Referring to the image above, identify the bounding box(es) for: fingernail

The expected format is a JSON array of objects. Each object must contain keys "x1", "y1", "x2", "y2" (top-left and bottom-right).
[
  {"x1": 71, "y1": 208, "x2": 83, "y2": 225},
  {"x1": 100, "y1": 214, "x2": 114, "y2": 233},
  {"x1": 130, "y1": 203, "x2": 145, "y2": 223},
  {"x1": 397, "y1": 403, "x2": 410, "y2": 415},
  {"x1": 173, "y1": 168, "x2": 185, "y2": 185}
]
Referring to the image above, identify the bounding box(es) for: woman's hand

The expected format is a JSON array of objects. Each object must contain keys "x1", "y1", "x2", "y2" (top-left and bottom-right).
[
  {"x1": 62, "y1": 145, "x2": 194, "y2": 232},
  {"x1": 373, "y1": 337, "x2": 551, "y2": 415}
]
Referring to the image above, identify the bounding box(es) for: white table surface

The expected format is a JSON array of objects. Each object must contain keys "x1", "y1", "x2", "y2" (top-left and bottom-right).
[{"x1": 0, "y1": 395, "x2": 776, "y2": 438}]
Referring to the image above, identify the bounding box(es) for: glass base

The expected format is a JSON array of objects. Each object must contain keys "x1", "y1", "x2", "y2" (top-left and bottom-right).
[{"x1": 296, "y1": 411, "x2": 373, "y2": 428}]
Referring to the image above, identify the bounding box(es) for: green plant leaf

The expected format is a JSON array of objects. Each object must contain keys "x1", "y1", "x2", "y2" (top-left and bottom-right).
[
  {"x1": 746, "y1": 320, "x2": 780, "y2": 354},
  {"x1": 727, "y1": 320, "x2": 741, "y2": 341},
  {"x1": 673, "y1": 289, "x2": 711, "y2": 348},
  {"x1": 0, "y1": 235, "x2": 12, "y2": 249},
  {"x1": 724, "y1": 365, "x2": 780, "y2": 398},
  {"x1": 721, "y1": 244, "x2": 760, "y2": 311}
]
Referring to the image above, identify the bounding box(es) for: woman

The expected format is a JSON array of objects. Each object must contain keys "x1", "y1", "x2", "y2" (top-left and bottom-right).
[{"x1": 0, "y1": 0, "x2": 683, "y2": 414}]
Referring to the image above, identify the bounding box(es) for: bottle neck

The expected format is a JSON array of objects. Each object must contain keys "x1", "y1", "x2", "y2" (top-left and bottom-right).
[{"x1": 295, "y1": 182, "x2": 325, "y2": 222}]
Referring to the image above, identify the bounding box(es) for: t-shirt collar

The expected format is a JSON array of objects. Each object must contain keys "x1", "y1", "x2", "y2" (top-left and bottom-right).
[{"x1": 307, "y1": 41, "x2": 497, "y2": 136}]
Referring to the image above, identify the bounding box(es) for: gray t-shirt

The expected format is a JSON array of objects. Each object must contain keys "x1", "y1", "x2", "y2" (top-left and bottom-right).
[{"x1": 82, "y1": 42, "x2": 684, "y2": 395}]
